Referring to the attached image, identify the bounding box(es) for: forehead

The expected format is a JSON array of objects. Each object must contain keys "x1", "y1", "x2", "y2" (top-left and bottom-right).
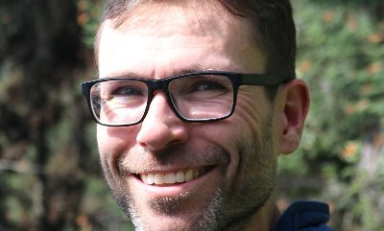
[{"x1": 98, "y1": 0, "x2": 265, "y2": 78}]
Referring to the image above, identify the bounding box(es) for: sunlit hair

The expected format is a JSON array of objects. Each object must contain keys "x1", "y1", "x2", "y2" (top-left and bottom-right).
[{"x1": 95, "y1": 0, "x2": 296, "y2": 97}]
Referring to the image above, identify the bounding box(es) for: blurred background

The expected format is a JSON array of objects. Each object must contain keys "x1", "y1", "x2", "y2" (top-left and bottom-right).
[{"x1": 0, "y1": 0, "x2": 383, "y2": 230}]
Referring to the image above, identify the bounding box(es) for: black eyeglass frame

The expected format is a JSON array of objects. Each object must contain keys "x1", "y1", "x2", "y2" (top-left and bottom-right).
[{"x1": 81, "y1": 71, "x2": 287, "y2": 127}]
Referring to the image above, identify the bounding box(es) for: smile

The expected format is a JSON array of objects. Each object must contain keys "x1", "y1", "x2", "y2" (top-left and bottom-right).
[{"x1": 139, "y1": 168, "x2": 209, "y2": 186}]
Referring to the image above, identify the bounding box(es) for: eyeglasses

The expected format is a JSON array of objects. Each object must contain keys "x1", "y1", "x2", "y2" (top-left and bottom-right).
[{"x1": 81, "y1": 71, "x2": 286, "y2": 127}]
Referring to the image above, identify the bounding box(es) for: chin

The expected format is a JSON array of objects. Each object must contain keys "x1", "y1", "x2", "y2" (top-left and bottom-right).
[
  {"x1": 122, "y1": 187, "x2": 225, "y2": 231},
  {"x1": 129, "y1": 212, "x2": 221, "y2": 231}
]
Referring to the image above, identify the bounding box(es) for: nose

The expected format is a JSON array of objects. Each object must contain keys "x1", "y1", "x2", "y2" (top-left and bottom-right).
[{"x1": 136, "y1": 91, "x2": 189, "y2": 151}]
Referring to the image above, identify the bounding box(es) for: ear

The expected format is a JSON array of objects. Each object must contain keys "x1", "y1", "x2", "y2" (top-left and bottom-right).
[{"x1": 278, "y1": 79, "x2": 310, "y2": 155}]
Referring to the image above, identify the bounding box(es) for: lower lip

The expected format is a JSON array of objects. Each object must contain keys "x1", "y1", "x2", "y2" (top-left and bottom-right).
[{"x1": 130, "y1": 169, "x2": 214, "y2": 198}]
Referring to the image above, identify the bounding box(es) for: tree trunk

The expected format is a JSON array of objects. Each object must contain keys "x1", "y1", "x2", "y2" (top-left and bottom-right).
[{"x1": 0, "y1": 0, "x2": 89, "y2": 230}]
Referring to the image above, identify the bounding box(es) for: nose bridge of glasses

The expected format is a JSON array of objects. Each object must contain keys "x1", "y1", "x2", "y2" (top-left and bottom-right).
[
  {"x1": 145, "y1": 78, "x2": 180, "y2": 117},
  {"x1": 147, "y1": 78, "x2": 171, "y2": 94}
]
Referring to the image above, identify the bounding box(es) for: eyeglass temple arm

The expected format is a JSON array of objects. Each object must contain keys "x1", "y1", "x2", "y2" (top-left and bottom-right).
[{"x1": 239, "y1": 74, "x2": 287, "y2": 86}]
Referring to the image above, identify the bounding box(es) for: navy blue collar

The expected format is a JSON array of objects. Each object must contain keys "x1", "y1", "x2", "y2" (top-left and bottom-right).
[{"x1": 273, "y1": 201, "x2": 333, "y2": 231}]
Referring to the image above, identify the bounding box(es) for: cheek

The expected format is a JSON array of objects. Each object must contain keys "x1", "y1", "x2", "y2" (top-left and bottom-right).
[
  {"x1": 228, "y1": 89, "x2": 272, "y2": 168},
  {"x1": 97, "y1": 125, "x2": 139, "y2": 176},
  {"x1": 233, "y1": 90, "x2": 267, "y2": 139},
  {"x1": 97, "y1": 125, "x2": 138, "y2": 153},
  {"x1": 96, "y1": 125, "x2": 109, "y2": 152},
  {"x1": 191, "y1": 94, "x2": 265, "y2": 180}
]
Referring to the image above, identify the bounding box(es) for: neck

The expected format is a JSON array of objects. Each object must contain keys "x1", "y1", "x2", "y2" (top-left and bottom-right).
[{"x1": 227, "y1": 192, "x2": 281, "y2": 231}]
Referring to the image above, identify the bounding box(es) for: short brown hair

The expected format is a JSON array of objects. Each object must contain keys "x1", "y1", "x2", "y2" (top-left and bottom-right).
[{"x1": 96, "y1": 0, "x2": 296, "y2": 82}]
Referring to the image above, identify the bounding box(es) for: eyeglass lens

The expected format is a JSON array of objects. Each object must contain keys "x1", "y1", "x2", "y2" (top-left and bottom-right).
[{"x1": 89, "y1": 74, "x2": 234, "y2": 125}]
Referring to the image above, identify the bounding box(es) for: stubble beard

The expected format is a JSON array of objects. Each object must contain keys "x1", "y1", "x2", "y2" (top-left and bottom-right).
[
  {"x1": 103, "y1": 115, "x2": 277, "y2": 231},
  {"x1": 128, "y1": 187, "x2": 225, "y2": 231}
]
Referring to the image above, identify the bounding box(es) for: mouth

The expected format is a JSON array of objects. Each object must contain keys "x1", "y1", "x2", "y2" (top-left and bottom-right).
[{"x1": 138, "y1": 167, "x2": 212, "y2": 186}]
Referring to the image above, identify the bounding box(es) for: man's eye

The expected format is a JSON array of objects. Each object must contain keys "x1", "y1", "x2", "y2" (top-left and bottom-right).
[
  {"x1": 190, "y1": 81, "x2": 227, "y2": 92},
  {"x1": 103, "y1": 85, "x2": 147, "y2": 108},
  {"x1": 111, "y1": 86, "x2": 144, "y2": 97}
]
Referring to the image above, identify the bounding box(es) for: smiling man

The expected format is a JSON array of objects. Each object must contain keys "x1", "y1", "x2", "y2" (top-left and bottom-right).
[{"x1": 81, "y1": 0, "x2": 334, "y2": 230}]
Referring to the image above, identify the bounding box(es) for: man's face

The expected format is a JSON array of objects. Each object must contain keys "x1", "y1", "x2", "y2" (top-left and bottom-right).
[{"x1": 97, "y1": 2, "x2": 284, "y2": 231}]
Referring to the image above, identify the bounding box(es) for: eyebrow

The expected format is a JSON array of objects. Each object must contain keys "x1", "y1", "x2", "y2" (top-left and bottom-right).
[{"x1": 101, "y1": 65, "x2": 228, "y2": 79}]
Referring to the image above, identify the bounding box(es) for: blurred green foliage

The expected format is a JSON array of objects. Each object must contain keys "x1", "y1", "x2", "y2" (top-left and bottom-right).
[
  {"x1": 0, "y1": 0, "x2": 383, "y2": 230},
  {"x1": 278, "y1": 1, "x2": 384, "y2": 230}
]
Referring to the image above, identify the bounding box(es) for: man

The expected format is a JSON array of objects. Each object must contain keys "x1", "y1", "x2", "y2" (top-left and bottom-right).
[{"x1": 81, "y1": 0, "x2": 334, "y2": 230}]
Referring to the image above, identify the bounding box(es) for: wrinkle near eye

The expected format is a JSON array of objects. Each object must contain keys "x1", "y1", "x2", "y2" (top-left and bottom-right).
[{"x1": 235, "y1": 89, "x2": 267, "y2": 130}]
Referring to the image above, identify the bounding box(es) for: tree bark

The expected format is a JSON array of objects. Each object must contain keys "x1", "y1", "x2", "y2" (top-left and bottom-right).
[{"x1": 0, "y1": 0, "x2": 89, "y2": 230}]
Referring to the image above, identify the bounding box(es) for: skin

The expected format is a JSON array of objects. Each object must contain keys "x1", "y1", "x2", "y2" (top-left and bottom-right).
[{"x1": 96, "y1": 1, "x2": 310, "y2": 231}]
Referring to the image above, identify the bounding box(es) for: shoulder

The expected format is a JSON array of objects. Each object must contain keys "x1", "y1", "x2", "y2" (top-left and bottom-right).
[{"x1": 273, "y1": 201, "x2": 335, "y2": 231}]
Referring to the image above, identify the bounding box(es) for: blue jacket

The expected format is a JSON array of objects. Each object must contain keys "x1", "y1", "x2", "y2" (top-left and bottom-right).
[{"x1": 273, "y1": 201, "x2": 334, "y2": 231}]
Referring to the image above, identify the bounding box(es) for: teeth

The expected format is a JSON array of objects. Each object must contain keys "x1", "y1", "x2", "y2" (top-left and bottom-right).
[
  {"x1": 154, "y1": 173, "x2": 165, "y2": 184},
  {"x1": 141, "y1": 169, "x2": 201, "y2": 186},
  {"x1": 147, "y1": 173, "x2": 154, "y2": 185},
  {"x1": 176, "y1": 171, "x2": 184, "y2": 183},
  {"x1": 165, "y1": 172, "x2": 176, "y2": 184},
  {"x1": 185, "y1": 169, "x2": 193, "y2": 181}
]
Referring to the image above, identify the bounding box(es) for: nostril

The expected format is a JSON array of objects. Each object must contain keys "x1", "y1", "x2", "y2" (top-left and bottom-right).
[{"x1": 137, "y1": 139, "x2": 148, "y2": 148}]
